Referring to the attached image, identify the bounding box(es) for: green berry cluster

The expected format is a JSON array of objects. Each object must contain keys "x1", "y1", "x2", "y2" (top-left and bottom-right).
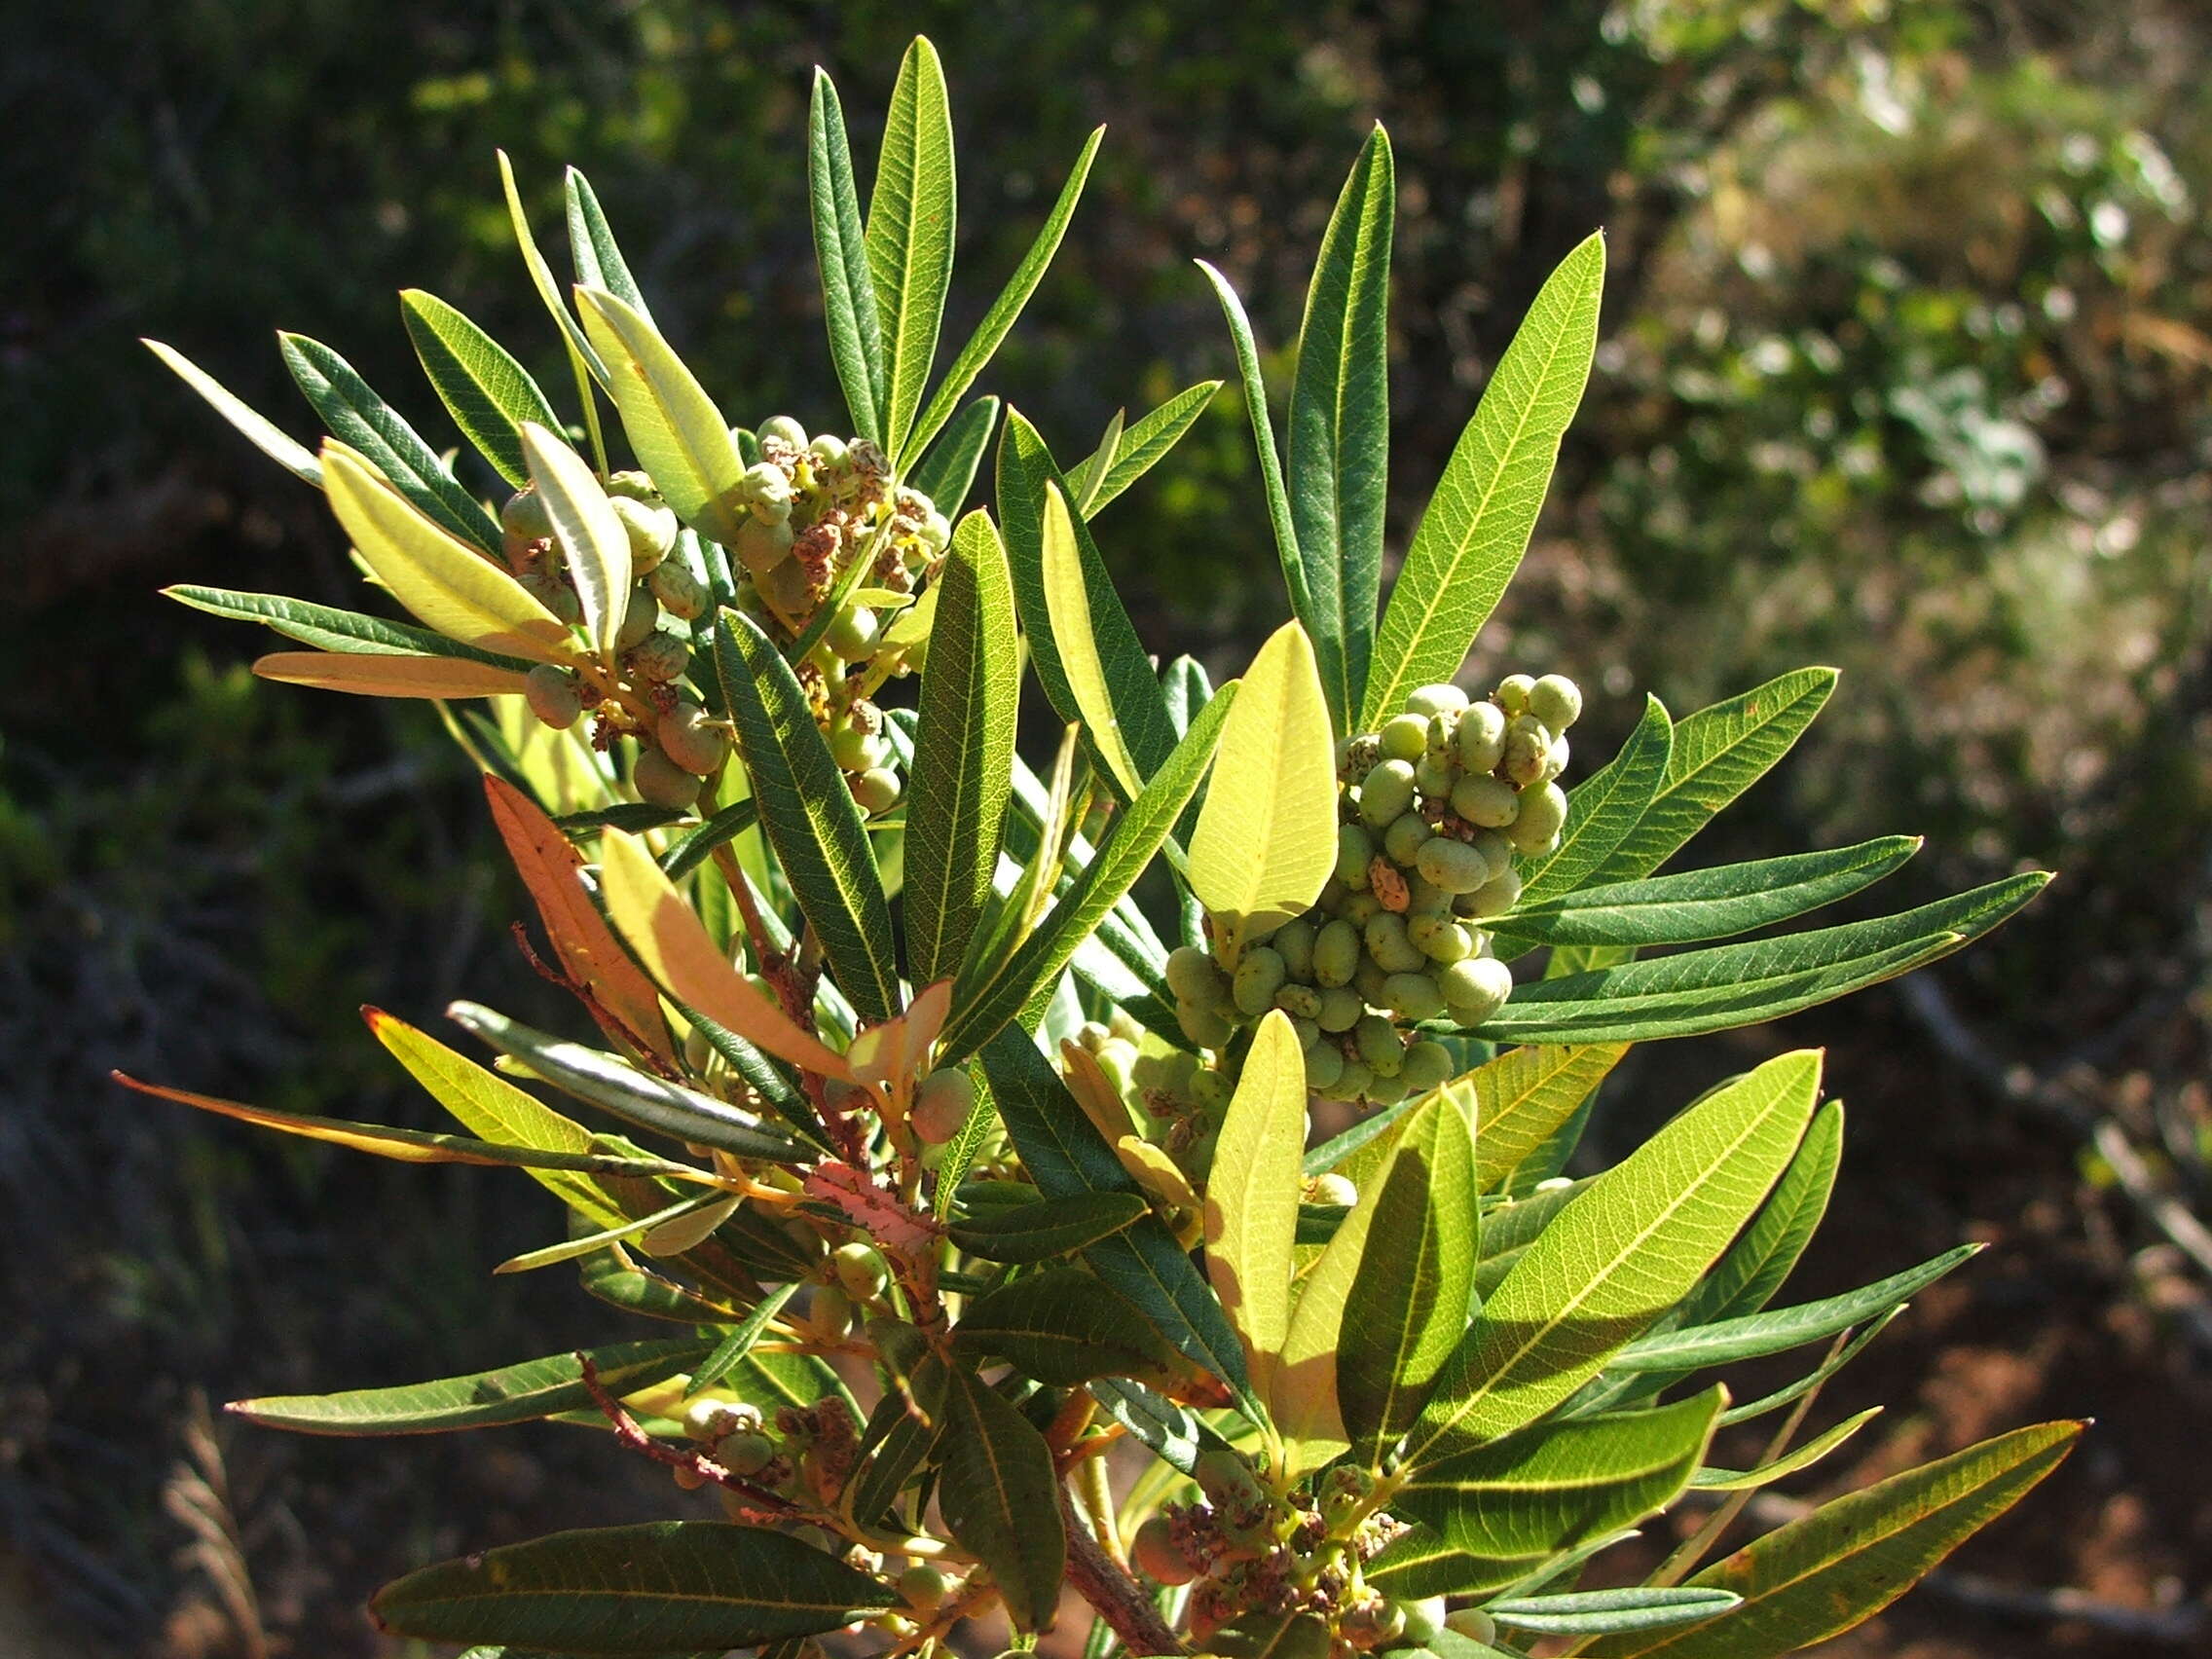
[{"x1": 1167, "y1": 673, "x2": 1584, "y2": 1110}]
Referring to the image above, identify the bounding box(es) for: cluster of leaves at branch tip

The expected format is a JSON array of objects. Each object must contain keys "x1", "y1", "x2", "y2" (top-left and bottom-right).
[{"x1": 129, "y1": 31, "x2": 2080, "y2": 1659}]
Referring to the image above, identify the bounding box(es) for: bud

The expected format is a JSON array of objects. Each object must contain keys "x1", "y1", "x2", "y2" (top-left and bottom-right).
[
  {"x1": 832, "y1": 1242, "x2": 888, "y2": 1302},
  {"x1": 604, "y1": 469, "x2": 659, "y2": 501},
  {"x1": 647, "y1": 558, "x2": 708, "y2": 620},
  {"x1": 1529, "y1": 672, "x2": 1583, "y2": 732},
  {"x1": 807, "y1": 433, "x2": 850, "y2": 469},
  {"x1": 610, "y1": 494, "x2": 678, "y2": 571},
  {"x1": 632, "y1": 745, "x2": 698, "y2": 810},
  {"x1": 683, "y1": 1397, "x2": 761, "y2": 1441},
  {"x1": 627, "y1": 630, "x2": 689, "y2": 683},
  {"x1": 910, "y1": 1067, "x2": 976, "y2": 1143},
  {"x1": 659, "y1": 702, "x2": 732, "y2": 776},
  {"x1": 1450, "y1": 772, "x2": 1520, "y2": 829},
  {"x1": 759, "y1": 415, "x2": 809, "y2": 451},
  {"x1": 849, "y1": 767, "x2": 902, "y2": 814},
  {"x1": 1131, "y1": 1516, "x2": 1197, "y2": 1586},
  {"x1": 524, "y1": 664, "x2": 584, "y2": 729}
]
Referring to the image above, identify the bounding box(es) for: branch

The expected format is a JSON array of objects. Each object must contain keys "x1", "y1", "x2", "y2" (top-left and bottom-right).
[
  {"x1": 575, "y1": 1352, "x2": 793, "y2": 1524},
  {"x1": 1058, "y1": 1484, "x2": 1183, "y2": 1655}
]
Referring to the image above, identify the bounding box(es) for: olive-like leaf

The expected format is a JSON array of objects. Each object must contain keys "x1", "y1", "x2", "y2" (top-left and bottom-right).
[
  {"x1": 866, "y1": 36, "x2": 957, "y2": 462},
  {"x1": 937, "y1": 1368, "x2": 1066, "y2": 1634},
  {"x1": 400, "y1": 289, "x2": 564, "y2": 487},
  {"x1": 1205, "y1": 1011, "x2": 1309, "y2": 1399},
  {"x1": 807, "y1": 68, "x2": 886, "y2": 444},
  {"x1": 521, "y1": 422, "x2": 631, "y2": 661},
  {"x1": 144, "y1": 339, "x2": 323, "y2": 486},
  {"x1": 250, "y1": 651, "x2": 530, "y2": 699}
]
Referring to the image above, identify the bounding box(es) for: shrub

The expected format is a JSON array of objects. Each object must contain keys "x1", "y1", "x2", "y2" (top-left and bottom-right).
[{"x1": 132, "y1": 38, "x2": 2075, "y2": 1659}]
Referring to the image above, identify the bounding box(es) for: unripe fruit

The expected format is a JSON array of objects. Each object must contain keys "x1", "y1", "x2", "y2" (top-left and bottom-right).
[
  {"x1": 1463, "y1": 865, "x2": 1523, "y2": 918},
  {"x1": 1316, "y1": 984, "x2": 1365, "y2": 1033},
  {"x1": 1396, "y1": 1597, "x2": 1448, "y2": 1646},
  {"x1": 1303, "y1": 1044, "x2": 1346, "y2": 1090},
  {"x1": 1311, "y1": 1171, "x2": 1358, "y2": 1207},
  {"x1": 1312, "y1": 919, "x2": 1362, "y2": 987},
  {"x1": 823, "y1": 604, "x2": 880, "y2": 662},
  {"x1": 648, "y1": 558, "x2": 708, "y2": 620},
  {"x1": 524, "y1": 664, "x2": 584, "y2": 729},
  {"x1": 1355, "y1": 1014, "x2": 1404, "y2": 1077},
  {"x1": 1233, "y1": 947, "x2": 1288, "y2": 1015},
  {"x1": 1290, "y1": 1014, "x2": 1322, "y2": 1051},
  {"x1": 1541, "y1": 732, "x2": 1570, "y2": 784},
  {"x1": 1325, "y1": 1056, "x2": 1374, "y2": 1102},
  {"x1": 659, "y1": 702, "x2": 731, "y2": 776},
  {"x1": 1445, "y1": 1610, "x2": 1497, "y2": 1643},
  {"x1": 718, "y1": 1429, "x2": 778, "y2": 1476},
  {"x1": 811, "y1": 1283, "x2": 855, "y2": 1339},
  {"x1": 1401, "y1": 1041, "x2": 1455, "y2": 1095},
  {"x1": 520, "y1": 570, "x2": 583, "y2": 625},
  {"x1": 1339, "y1": 1599, "x2": 1406, "y2": 1648},
  {"x1": 1272, "y1": 917, "x2": 1317, "y2": 979},
  {"x1": 605, "y1": 469, "x2": 659, "y2": 501},
  {"x1": 617, "y1": 585, "x2": 661, "y2": 650},
  {"x1": 1530, "y1": 672, "x2": 1583, "y2": 732},
  {"x1": 684, "y1": 1397, "x2": 762, "y2": 1441},
  {"x1": 501, "y1": 485, "x2": 555, "y2": 549},
  {"x1": 1363, "y1": 912, "x2": 1425, "y2": 975},
  {"x1": 895, "y1": 1563, "x2": 948, "y2": 1609},
  {"x1": 1495, "y1": 673, "x2": 1535, "y2": 715},
  {"x1": 849, "y1": 767, "x2": 902, "y2": 814},
  {"x1": 1194, "y1": 1448, "x2": 1265, "y2": 1507},
  {"x1": 1336, "y1": 823, "x2": 1378, "y2": 889},
  {"x1": 832, "y1": 1241, "x2": 888, "y2": 1301},
  {"x1": 1273, "y1": 982, "x2": 1322, "y2": 1020},
  {"x1": 1337, "y1": 733, "x2": 1381, "y2": 785},
  {"x1": 1440, "y1": 956, "x2": 1514, "y2": 1024},
  {"x1": 742, "y1": 461, "x2": 793, "y2": 520},
  {"x1": 1340, "y1": 890, "x2": 1382, "y2": 927},
  {"x1": 1191, "y1": 1068, "x2": 1231, "y2": 1112},
  {"x1": 1414, "y1": 751, "x2": 1458, "y2": 797},
  {"x1": 1131, "y1": 1516, "x2": 1196, "y2": 1586},
  {"x1": 1352, "y1": 957, "x2": 1392, "y2": 1007},
  {"x1": 1382, "y1": 972, "x2": 1446, "y2": 1021},
  {"x1": 1383, "y1": 812, "x2": 1432, "y2": 867},
  {"x1": 1379, "y1": 713, "x2": 1429, "y2": 761},
  {"x1": 1456, "y1": 702, "x2": 1508, "y2": 774},
  {"x1": 759, "y1": 415, "x2": 809, "y2": 451},
  {"x1": 1405, "y1": 682, "x2": 1469, "y2": 719},
  {"x1": 1502, "y1": 719, "x2": 1555, "y2": 788},
  {"x1": 910, "y1": 1067, "x2": 975, "y2": 1143},
  {"x1": 1471, "y1": 829, "x2": 1516, "y2": 882},
  {"x1": 1416, "y1": 835, "x2": 1490, "y2": 895},
  {"x1": 829, "y1": 723, "x2": 890, "y2": 772},
  {"x1": 1405, "y1": 874, "x2": 1452, "y2": 917},
  {"x1": 807, "y1": 432, "x2": 849, "y2": 470},
  {"x1": 628, "y1": 630, "x2": 689, "y2": 682},
  {"x1": 1508, "y1": 780, "x2": 1569, "y2": 854},
  {"x1": 633, "y1": 745, "x2": 698, "y2": 810},
  {"x1": 735, "y1": 515, "x2": 795, "y2": 573},
  {"x1": 1358, "y1": 758, "x2": 1419, "y2": 829},
  {"x1": 1407, "y1": 912, "x2": 1473, "y2": 963},
  {"x1": 1165, "y1": 945, "x2": 1230, "y2": 1006},
  {"x1": 1452, "y1": 772, "x2": 1520, "y2": 829},
  {"x1": 1177, "y1": 1000, "x2": 1234, "y2": 1050},
  {"x1": 610, "y1": 494, "x2": 678, "y2": 571}
]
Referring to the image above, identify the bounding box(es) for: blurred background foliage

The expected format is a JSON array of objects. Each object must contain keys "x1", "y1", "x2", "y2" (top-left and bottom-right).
[{"x1": 5, "y1": 1, "x2": 2210, "y2": 1653}]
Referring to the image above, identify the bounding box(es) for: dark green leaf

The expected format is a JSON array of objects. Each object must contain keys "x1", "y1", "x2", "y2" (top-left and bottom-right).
[
  {"x1": 937, "y1": 1368, "x2": 1066, "y2": 1633},
  {"x1": 905, "y1": 395, "x2": 999, "y2": 516},
  {"x1": 565, "y1": 167, "x2": 652, "y2": 323},
  {"x1": 401, "y1": 290, "x2": 564, "y2": 487},
  {"x1": 1197, "y1": 261, "x2": 1310, "y2": 643},
  {"x1": 867, "y1": 37, "x2": 957, "y2": 461},
  {"x1": 164, "y1": 584, "x2": 538, "y2": 670},
  {"x1": 1514, "y1": 695, "x2": 1673, "y2": 906},
  {"x1": 807, "y1": 69, "x2": 886, "y2": 444},
  {"x1": 657, "y1": 799, "x2": 761, "y2": 880},
  {"x1": 954, "y1": 1267, "x2": 1186, "y2": 1386},
  {"x1": 1069, "y1": 382, "x2": 1224, "y2": 517},
  {"x1": 683, "y1": 1282, "x2": 799, "y2": 1399},
  {"x1": 1487, "y1": 1588, "x2": 1742, "y2": 1637},
  {"x1": 144, "y1": 339, "x2": 323, "y2": 486},
  {"x1": 948, "y1": 1191, "x2": 1149, "y2": 1262}
]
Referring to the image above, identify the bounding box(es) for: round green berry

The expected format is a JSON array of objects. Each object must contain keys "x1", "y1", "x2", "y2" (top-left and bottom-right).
[
  {"x1": 1414, "y1": 750, "x2": 1458, "y2": 797},
  {"x1": 742, "y1": 461, "x2": 793, "y2": 520},
  {"x1": 1233, "y1": 946, "x2": 1288, "y2": 1016},
  {"x1": 1382, "y1": 811, "x2": 1432, "y2": 867},
  {"x1": 1336, "y1": 822, "x2": 1378, "y2": 889},
  {"x1": 832, "y1": 1241, "x2": 888, "y2": 1301},
  {"x1": 1415, "y1": 834, "x2": 1490, "y2": 895},
  {"x1": 1363, "y1": 911, "x2": 1426, "y2": 975},
  {"x1": 648, "y1": 558, "x2": 708, "y2": 620},
  {"x1": 1165, "y1": 945, "x2": 1229, "y2": 1006},
  {"x1": 617, "y1": 585, "x2": 660, "y2": 651},
  {"x1": 1462, "y1": 866, "x2": 1523, "y2": 918},
  {"x1": 1131, "y1": 1516, "x2": 1196, "y2": 1586},
  {"x1": 895, "y1": 1563, "x2": 948, "y2": 1609},
  {"x1": 632, "y1": 745, "x2": 697, "y2": 810},
  {"x1": 1451, "y1": 772, "x2": 1520, "y2": 829},
  {"x1": 1456, "y1": 699, "x2": 1508, "y2": 772},
  {"x1": 1401, "y1": 1042, "x2": 1455, "y2": 1095},
  {"x1": 610, "y1": 494, "x2": 678, "y2": 571},
  {"x1": 1311, "y1": 919, "x2": 1362, "y2": 987},
  {"x1": 1439, "y1": 956, "x2": 1514, "y2": 1024},
  {"x1": 1407, "y1": 912, "x2": 1473, "y2": 963},
  {"x1": 1272, "y1": 918, "x2": 1317, "y2": 980},
  {"x1": 849, "y1": 767, "x2": 902, "y2": 814},
  {"x1": 628, "y1": 630, "x2": 689, "y2": 682},
  {"x1": 1310, "y1": 1171, "x2": 1358, "y2": 1207},
  {"x1": 1324, "y1": 1055, "x2": 1374, "y2": 1102},
  {"x1": 734, "y1": 515, "x2": 794, "y2": 573},
  {"x1": 911, "y1": 1067, "x2": 976, "y2": 1143},
  {"x1": 1529, "y1": 673, "x2": 1583, "y2": 732},
  {"x1": 1274, "y1": 982, "x2": 1322, "y2": 1019},
  {"x1": 1304, "y1": 1043, "x2": 1346, "y2": 1090},
  {"x1": 1382, "y1": 972, "x2": 1446, "y2": 1021},
  {"x1": 759, "y1": 415, "x2": 809, "y2": 451},
  {"x1": 524, "y1": 664, "x2": 583, "y2": 729},
  {"x1": 659, "y1": 702, "x2": 732, "y2": 776},
  {"x1": 1508, "y1": 780, "x2": 1569, "y2": 854},
  {"x1": 1405, "y1": 682, "x2": 1469, "y2": 719},
  {"x1": 1316, "y1": 984, "x2": 1365, "y2": 1033},
  {"x1": 1379, "y1": 713, "x2": 1429, "y2": 762},
  {"x1": 1355, "y1": 1014, "x2": 1405, "y2": 1077},
  {"x1": 1177, "y1": 1000, "x2": 1234, "y2": 1050},
  {"x1": 718, "y1": 1429, "x2": 777, "y2": 1476},
  {"x1": 1359, "y1": 758, "x2": 1419, "y2": 829},
  {"x1": 1502, "y1": 718, "x2": 1555, "y2": 788},
  {"x1": 1495, "y1": 673, "x2": 1535, "y2": 715},
  {"x1": 823, "y1": 605, "x2": 880, "y2": 662}
]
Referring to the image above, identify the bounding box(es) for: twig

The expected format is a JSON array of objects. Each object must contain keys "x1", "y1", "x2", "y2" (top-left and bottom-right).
[
  {"x1": 575, "y1": 1352, "x2": 793, "y2": 1524},
  {"x1": 508, "y1": 922, "x2": 684, "y2": 1082},
  {"x1": 1059, "y1": 1483, "x2": 1184, "y2": 1655}
]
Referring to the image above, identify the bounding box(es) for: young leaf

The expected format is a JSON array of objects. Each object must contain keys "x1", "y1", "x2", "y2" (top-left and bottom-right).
[
  {"x1": 1382, "y1": 1386, "x2": 1724, "y2": 1597},
  {"x1": 1197, "y1": 260, "x2": 1310, "y2": 631},
  {"x1": 1068, "y1": 381, "x2": 1224, "y2": 518},
  {"x1": 683, "y1": 1282, "x2": 799, "y2": 1398},
  {"x1": 867, "y1": 36, "x2": 957, "y2": 462},
  {"x1": 143, "y1": 340, "x2": 323, "y2": 486},
  {"x1": 937, "y1": 1368, "x2": 1067, "y2": 1634},
  {"x1": 482, "y1": 775, "x2": 675, "y2": 1063},
  {"x1": 1495, "y1": 837, "x2": 1923, "y2": 951},
  {"x1": 905, "y1": 395, "x2": 999, "y2": 516},
  {"x1": 250, "y1": 651, "x2": 530, "y2": 700},
  {"x1": 807, "y1": 68, "x2": 887, "y2": 445},
  {"x1": 1584, "y1": 1422, "x2": 2083, "y2": 1658},
  {"x1": 521, "y1": 422, "x2": 632, "y2": 661},
  {"x1": 231, "y1": 1338, "x2": 712, "y2": 1435},
  {"x1": 714, "y1": 610, "x2": 903, "y2": 1023},
  {"x1": 370, "y1": 1522, "x2": 896, "y2": 1651},
  {"x1": 1189, "y1": 621, "x2": 1338, "y2": 963},
  {"x1": 906, "y1": 509, "x2": 1019, "y2": 984},
  {"x1": 565, "y1": 166, "x2": 653, "y2": 323},
  {"x1": 1514, "y1": 695, "x2": 1673, "y2": 906},
  {"x1": 318, "y1": 441, "x2": 573, "y2": 662},
  {"x1": 1690, "y1": 1405, "x2": 1881, "y2": 1491},
  {"x1": 1446, "y1": 1042, "x2": 1629, "y2": 1192},
  {"x1": 946, "y1": 1190, "x2": 1149, "y2": 1262},
  {"x1": 1582, "y1": 667, "x2": 1839, "y2": 885},
  {"x1": 498, "y1": 150, "x2": 609, "y2": 387},
  {"x1": 1205, "y1": 1012, "x2": 1310, "y2": 1399},
  {"x1": 575, "y1": 286, "x2": 751, "y2": 548},
  {"x1": 1288, "y1": 123, "x2": 1393, "y2": 731},
  {"x1": 1042, "y1": 481, "x2": 1147, "y2": 798},
  {"x1": 1677, "y1": 1097, "x2": 1843, "y2": 1326},
  {"x1": 1406, "y1": 1051, "x2": 1823, "y2": 1468},
  {"x1": 953, "y1": 1267, "x2": 1187, "y2": 1387},
  {"x1": 904, "y1": 126, "x2": 1103, "y2": 463},
  {"x1": 595, "y1": 827, "x2": 854, "y2": 1079},
  {"x1": 400, "y1": 290, "x2": 564, "y2": 487},
  {"x1": 1363, "y1": 232, "x2": 1604, "y2": 728},
  {"x1": 279, "y1": 332, "x2": 504, "y2": 552}
]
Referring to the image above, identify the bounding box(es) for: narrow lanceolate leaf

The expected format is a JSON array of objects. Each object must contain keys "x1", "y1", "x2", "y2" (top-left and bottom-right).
[
  {"x1": 1515, "y1": 695, "x2": 1673, "y2": 907},
  {"x1": 715, "y1": 610, "x2": 902, "y2": 1023},
  {"x1": 997, "y1": 410, "x2": 1180, "y2": 794},
  {"x1": 498, "y1": 150, "x2": 608, "y2": 386},
  {"x1": 937, "y1": 1368, "x2": 1066, "y2": 1634},
  {"x1": 1448, "y1": 1042, "x2": 1628, "y2": 1192},
  {"x1": 371, "y1": 1522, "x2": 896, "y2": 1652},
  {"x1": 940, "y1": 686, "x2": 1234, "y2": 1059},
  {"x1": 482, "y1": 775, "x2": 674, "y2": 1063},
  {"x1": 1382, "y1": 1387, "x2": 1724, "y2": 1597},
  {"x1": 1288, "y1": 124, "x2": 1394, "y2": 731},
  {"x1": 906, "y1": 510, "x2": 1019, "y2": 984},
  {"x1": 522, "y1": 423, "x2": 631, "y2": 661},
  {"x1": 1585, "y1": 1422, "x2": 2084, "y2": 1659},
  {"x1": 400, "y1": 290, "x2": 563, "y2": 487},
  {"x1": 1486, "y1": 1587, "x2": 1741, "y2": 1637},
  {"x1": 977, "y1": 1027, "x2": 1250, "y2": 1394},
  {"x1": 808, "y1": 68, "x2": 886, "y2": 444},
  {"x1": 575, "y1": 287, "x2": 750, "y2": 548},
  {"x1": 1198, "y1": 260, "x2": 1309, "y2": 629},
  {"x1": 319, "y1": 441, "x2": 573, "y2": 662},
  {"x1": 946, "y1": 1190, "x2": 1148, "y2": 1262},
  {"x1": 866, "y1": 36, "x2": 957, "y2": 461},
  {"x1": 684, "y1": 1282, "x2": 799, "y2": 1398},
  {"x1": 280, "y1": 333, "x2": 503, "y2": 552},
  {"x1": 905, "y1": 396, "x2": 998, "y2": 517},
  {"x1": 144, "y1": 340, "x2": 322, "y2": 486},
  {"x1": 1214, "y1": 1612, "x2": 1333, "y2": 1659},
  {"x1": 1475, "y1": 874, "x2": 2050, "y2": 1045},
  {"x1": 596, "y1": 828, "x2": 853, "y2": 1079},
  {"x1": 1677, "y1": 1098, "x2": 1843, "y2": 1327},
  {"x1": 109, "y1": 1074, "x2": 698, "y2": 1182},
  {"x1": 1406, "y1": 1051, "x2": 1823, "y2": 1468},
  {"x1": 1042, "y1": 481, "x2": 1146, "y2": 798},
  {"x1": 1584, "y1": 667, "x2": 1839, "y2": 885},
  {"x1": 1691, "y1": 1406, "x2": 1881, "y2": 1491},
  {"x1": 1068, "y1": 380, "x2": 1224, "y2": 517},
  {"x1": 1364, "y1": 232, "x2": 1605, "y2": 729},
  {"x1": 905, "y1": 126, "x2": 1103, "y2": 463},
  {"x1": 953, "y1": 1267, "x2": 1187, "y2": 1387},
  {"x1": 231, "y1": 1339, "x2": 710, "y2": 1434},
  {"x1": 251, "y1": 651, "x2": 529, "y2": 699},
  {"x1": 1189, "y1": 621, "x2": 1339, "y2": 961},
  {"x1": 1205, "y1": 1013, "x2": 1310, "y2": 1399},
  {"x1": 1497, "y1": 837, "x2": 1923, "y2": 952},
  {"x1": 564, "y1": 167, "x2": 652, "y2": 323}
]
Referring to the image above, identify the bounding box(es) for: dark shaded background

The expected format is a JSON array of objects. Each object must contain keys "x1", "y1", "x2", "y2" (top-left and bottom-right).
[{"x1": 5, "y1": 2, "x2": 2210, "y2": 1653}]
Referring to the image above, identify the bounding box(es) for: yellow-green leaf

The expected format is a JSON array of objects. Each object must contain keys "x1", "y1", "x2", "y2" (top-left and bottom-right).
[
  {"x1": 1041, "y1": 481, "x2": 1143, "y2": 798},
  {"x1": 1189, "y1": 619, "x2": 1338, "y2": 963},
  {"x1": 251, "y1": 650, "x2": 531, "y2": 700},
  {"x1": 1204, "y1": 1011, "x2": 1309, "y2": 1402},
  {"x1": 521, "y1": 421, "x2": 631, "y2": 662}
]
